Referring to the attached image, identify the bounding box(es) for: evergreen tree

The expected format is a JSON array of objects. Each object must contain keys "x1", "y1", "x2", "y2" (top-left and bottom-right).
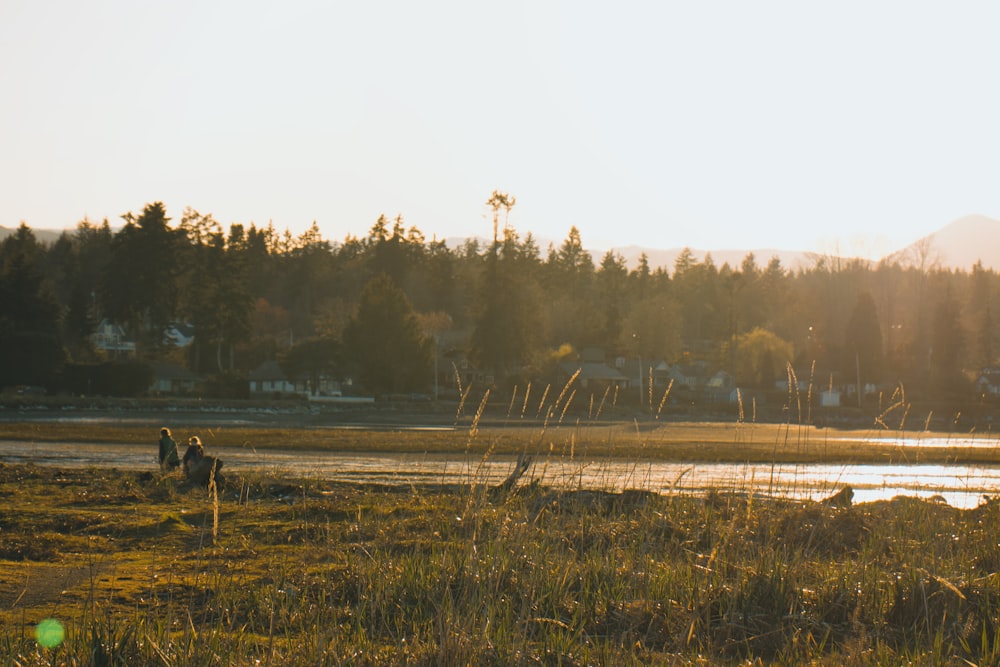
[
  {"x1": 184, "y1": 226, "x2": 254, "y2": 373},
  {"x1": 844, "y1": 290, "x2": 884, "y2": 389},
  {"x1": 100, "y1": 202, "x2": 183, "y2": 354},
  {"x1": 596, "y1": 250, "x2": 628, "y2": 350},
  {"x1": 672, "y1": 251, "x2": 721, "y2": 354},
  {"x1": 469, "y1": 193, "x2": 545, "y2": 382},
  {"x1": 0, "y1": 225, "x2": 64, "y2": 388},
  {"x1": 930, "y1": 286, "x2": 965, "y2": 397},
  {"x1": 370, "y1": 214, "x2": 411, "y2": 286},
  {"x1": 629, "y1": 253, "x2": 653, "y2": 301},
  {"x1": 64, "y1": 218, "x2": 114, "y2": 357},
  {"x1": 282, "y1": 336, "x2": 342, "y2": 396},
  {"x1": 343, "y1": 273, "x2": 432, "y2": 395},
  {"x1": 969, "y1": 262, "x2": 995, "y2": 369},
  {"x1": 543, "y1": 226, "x2": 598, "y2": 348},
  {"x1": 470, "y1": 226, "x2": 541, "y2": 381},
  {"x1": 281, "y1": 229, "x2": 337, "y2": 341}
]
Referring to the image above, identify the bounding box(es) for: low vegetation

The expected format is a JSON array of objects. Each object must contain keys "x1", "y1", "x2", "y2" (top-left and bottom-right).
[
  {"x1": 3, "y1": 455, "x2": 1000, "y2": 665},
  {"x1": 3, "y1": 399, "x2": 999, "y2": 665},
  {"x1": 4, "y1": 410, "x2": 1000, "y2": 465}
]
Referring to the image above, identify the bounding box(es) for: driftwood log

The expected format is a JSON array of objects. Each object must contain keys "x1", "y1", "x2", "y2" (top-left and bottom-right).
[
  {"x1": 186, "y1": 455, "x2": 225, "y2": 488},
  {"x1": 821, "y1": 485, "x2": 854, "y2": 508},
  {"x1": 490, "y1": 453, "x2": 533, "y2": 497}
]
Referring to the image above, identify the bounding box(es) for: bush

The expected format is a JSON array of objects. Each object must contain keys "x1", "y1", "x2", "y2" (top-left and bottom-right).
[
  {"x1": 60, "y1": 361, "x2": 153, "y2": 397},
  {"x1": 202, "y1": 371, "x2": 250, "y2": 399}
]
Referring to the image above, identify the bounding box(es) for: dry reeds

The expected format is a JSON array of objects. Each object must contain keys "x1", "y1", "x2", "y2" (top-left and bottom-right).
[{"x1": 4, "y1": 423, "x2": 1000, "y2": 665}]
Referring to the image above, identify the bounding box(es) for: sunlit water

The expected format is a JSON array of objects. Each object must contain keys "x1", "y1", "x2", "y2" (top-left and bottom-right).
[{"x1": 3, "y1": 440, "x2": 998, "y2": 508}]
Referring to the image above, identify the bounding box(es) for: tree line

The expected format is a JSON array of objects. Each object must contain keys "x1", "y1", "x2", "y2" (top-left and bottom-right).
[{"x1": 1, "y1": 196, "x2": 996, "y2": 408}]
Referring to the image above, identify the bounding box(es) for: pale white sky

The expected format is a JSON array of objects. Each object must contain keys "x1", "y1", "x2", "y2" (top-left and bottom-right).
[{"x1": 2, "y1": 1, "x2": 999, "y2": 256}]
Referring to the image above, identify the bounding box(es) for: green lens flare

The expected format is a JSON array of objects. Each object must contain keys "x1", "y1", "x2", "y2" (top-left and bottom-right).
[{"x1": 35, "y1": 618, "x2": 64, "y2": 648}]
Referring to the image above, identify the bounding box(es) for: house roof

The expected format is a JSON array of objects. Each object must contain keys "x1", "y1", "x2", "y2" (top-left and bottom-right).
[
  {"x1": 618, "y1": 359, "x2": 670, "y2": 377},
  {"x1": 249, "y1": 360, "x2": 288, "y2": 381},
  {"x1": 150, "y1": 363, "x2": 200, "y2": 381},
  {"x1": 978, "y1": 372, "x2": 1000, "y2": 386},
  {"x1": 561, "y1": 361, "x2": 629, "y2": 382},
  {"x1": 669, "y1": 364, "x2": 705, "y2": 380},
  {"x1": 164, "y1": 323, "x2": 196, "y2": 348}
]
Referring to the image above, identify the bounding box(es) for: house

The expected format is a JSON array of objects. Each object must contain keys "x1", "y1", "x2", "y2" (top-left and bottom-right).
[
  {"x1": 563, "y1": 348, "x2": 632, "y2": 392},
  {"x1": 248, "y1": 360, "x2": 297, "y2": 395},
  {"x1": 667, "y1": 362, "x2": 709, "y2": 391},
  {"x1": 820, "y1": 389, "x2": 841, "y2": 407},
  {"x1": 440, "y1": 352, "x2": 488, "y2": 395},
  {"x1": 149, "y1": 363, "x2": 200, "y2": 395},
  {"x1": 248, "y1": 360, "x2": 345, "y2": 397},
  {"x1": 977, "y1": 368, "x2": 1000, "y2": 397},
  {"x1": 164, "y1": 323, "x2": 195, "y2": 348},
  {"x1": 707, "y1": 370, "x2": 734, "y2": 391},
  {"x1": 559, "y1": 361, "x2": 630, "y2": 391},
  {"x1": 774, "y1": 366, "x2": 814, "y2": 393},
  {"x1": 615, "y1": 358, "x2": 672, "y2": 391},
  {"x1": 90, "y1": 319, "x2": 136, "y2": 358},
  {"x1": 705, "y1": 370, "x2": 736, "y2": 401},
  {"x1": 650, "y1": 360, "x2": 673, "y2": 388}
]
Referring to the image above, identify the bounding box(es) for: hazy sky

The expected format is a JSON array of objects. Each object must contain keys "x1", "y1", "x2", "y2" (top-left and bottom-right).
[{"x1": 3, "y1": 1, "x2": 999, "y2": 256}]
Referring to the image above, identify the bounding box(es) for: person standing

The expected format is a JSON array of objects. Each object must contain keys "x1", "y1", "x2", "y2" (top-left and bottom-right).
[{"x1": 158, "y1": 428, "x2": 180, "y2": 470}]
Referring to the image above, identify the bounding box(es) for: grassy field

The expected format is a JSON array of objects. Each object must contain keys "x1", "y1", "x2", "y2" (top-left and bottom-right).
[
  {"x1": 2, "y1": 460, "x2": 1000, "y2": 665},
  {"x1": 3, "y1": 408, "x2": 1000, "y2": 664}
]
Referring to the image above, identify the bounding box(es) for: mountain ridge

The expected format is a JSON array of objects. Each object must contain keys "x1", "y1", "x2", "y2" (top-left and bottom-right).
[{"x1": 885, "y1": 214, "x2": 1000, "y2": 270}]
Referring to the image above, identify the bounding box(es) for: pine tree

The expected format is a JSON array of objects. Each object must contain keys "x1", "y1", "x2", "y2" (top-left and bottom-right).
[{"x1": 343, "y1": 274, "x2": 432, "y2": 395}]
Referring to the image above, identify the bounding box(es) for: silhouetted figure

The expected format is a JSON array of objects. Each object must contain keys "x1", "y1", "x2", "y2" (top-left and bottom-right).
[
  {"x1": 182, "y1": 436, "x2": 224, "y2": 488},
  {"x1": 182, "y1": 435, "x2": 204, "y2": 475},
  {"x1": 158, "y1": 428, "x2": 180, "y2": 471}
]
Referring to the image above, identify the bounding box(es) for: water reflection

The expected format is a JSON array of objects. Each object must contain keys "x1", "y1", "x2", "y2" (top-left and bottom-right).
[
  {"x1": 829, "y1": 434, "x2": 1000, "y2": 449},
  {"x1": 1, "y1": 441, "x2": 997, "y2": 508}
]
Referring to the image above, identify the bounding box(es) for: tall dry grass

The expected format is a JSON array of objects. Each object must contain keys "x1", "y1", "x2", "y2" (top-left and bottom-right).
[
  {"x1": 4, "y1": 458, "x2": 1000, "y2": 665},
  {"x1": 4, "y1": 372, "x2": 1000, "y2": 664}
]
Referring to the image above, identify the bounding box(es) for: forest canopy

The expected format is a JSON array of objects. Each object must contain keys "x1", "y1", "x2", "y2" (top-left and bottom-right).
[{"x1": 1, "y1": 197, "x2": 997, "y2": 410}]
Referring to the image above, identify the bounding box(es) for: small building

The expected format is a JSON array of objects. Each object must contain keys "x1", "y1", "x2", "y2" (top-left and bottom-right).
[
  {"x1": 562, "y1": 348, "x2": 632, "y2": 392},
  {"x1": 248, "y1": 360, "x2": 345, "y2": 397},
  {"x1": 90, "y1": 319, "x2": 136, "y2": 358},
  {"x1": 164, "y1": 323, "x2": 195, "y2": 348},
  {"x1": 977, "y1": 368, "x2": 1000, "y2": 397},
  {"x1": 439, "y1": 352, "x2": 488, "y2": 396},
  {"x1": 248, "y1": 360, "x2": 296, "y2": 395},
  {"x1": 559, "y1": 361, "x2": 630, "y2": 391},
  {"x1": 707, "y1": 370, "x2": 734, "y2": 391},
  {"x1": 820, "y1": 389, "x2": 841, "y2": 407},
  {"x1": 149, "y1": 363, "x2": 201, "y2": 395},
  {"x1": 705, "y1": 370, "x2": 736, "y2": 401},
  {"x1": 667, "y1": 362, "x2": 709, "y2": 391},
  {"x1": 616, "y1": 358, "x2": 671, "y2": 391},
  {"x1": 774, "y1": 367, "x2": 813, "y2": 393}
]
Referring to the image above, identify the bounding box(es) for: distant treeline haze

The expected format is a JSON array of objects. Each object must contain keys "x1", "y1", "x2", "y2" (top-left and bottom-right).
[{"x1": 1, "y1": 199, "x2": 996, "y2": 404}]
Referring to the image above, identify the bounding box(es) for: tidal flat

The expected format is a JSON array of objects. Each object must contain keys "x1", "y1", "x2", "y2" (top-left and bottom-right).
[{"x1": 3, "y1": 451, "x2": 1000, "y2": 665}]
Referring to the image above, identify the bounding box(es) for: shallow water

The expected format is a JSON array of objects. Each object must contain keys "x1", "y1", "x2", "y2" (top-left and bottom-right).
[{"x1": 2, "y1": 440, "x2": 997, "y2": 508}]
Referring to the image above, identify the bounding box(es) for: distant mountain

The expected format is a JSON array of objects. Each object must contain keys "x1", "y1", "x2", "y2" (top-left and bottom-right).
[
  {"x1": 443, "y1": 236, "x2": 816, "y2": 272},
  {"x1": 603, "y1": 245, "x2": 814, "y2": 272},
  {"x1": 887, "y1": 214, "x2": 1000, "y2": 270},
  {"x1": 491, "y1": 214, "x2": 1000, "y2": 272}
]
